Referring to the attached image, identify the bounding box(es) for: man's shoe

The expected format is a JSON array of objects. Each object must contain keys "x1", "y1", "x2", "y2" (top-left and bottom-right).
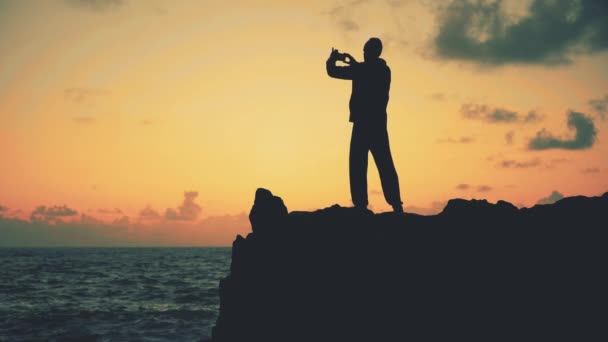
[{"x1": 392, "y1": 204, "x2": 404, "y2": 213}]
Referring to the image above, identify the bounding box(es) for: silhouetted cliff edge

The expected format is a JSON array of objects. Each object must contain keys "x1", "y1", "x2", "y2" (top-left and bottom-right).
[{"x1": 211, "y1": 189, "x2": 607, "y2": 341}]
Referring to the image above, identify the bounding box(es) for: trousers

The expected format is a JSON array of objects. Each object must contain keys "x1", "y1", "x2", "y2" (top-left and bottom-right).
[{"x1": 349, "y1": 122, "x2": 402, "y2": 207}]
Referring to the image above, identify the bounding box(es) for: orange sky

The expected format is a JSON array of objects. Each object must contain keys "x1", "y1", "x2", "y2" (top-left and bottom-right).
[{"x1": 1, "y1": 0, "x2": 607, "y2": 245}]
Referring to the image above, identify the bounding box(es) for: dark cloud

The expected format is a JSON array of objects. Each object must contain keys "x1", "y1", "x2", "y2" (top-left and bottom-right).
[
  {"x1": 528, "y1": 111, "x2": 597, "y2": 150},
  {"x1": 505, "y1": 130, "x2": 514, "y2": 144},
  {"x1": 65, "y1": 0, "x2": 125, "y2": 11},
  {"x1": 30, "y1": 205, "x2": 78, "y2": 223},
  {"x1": 460, "y1": 104, "x2": 542, "y2": 123},
  {"x1": 73, "y1": 116, "x2": 95, "y2": 124},
  {"x1": 523, "y1": 111, "x2": 541, "y2": 123},
  {"x1": 486, "y1": 108, "x2": 518, "y2": 123},
  {"x1": 589, "y1": 95, "x2": 608, "y2": 120},
  {"x1": 438, "y1": 136, "x2": 474, "y2": 144},
  {"x1": 476, "y1": 185, "x2": 492, "y2": 192},
  {"x1": 499, "y1": 158, "x2": 541, "y2": 169},
  {"x1": 456, "y1": 183, "x2": 470, "y2": 190},
  {"x1": 434, "y1": 0, "x2": 608, "y2": 65},
  {"x1": 536, "y1": 191, "x2": 564, "y2": 205},
  {"x1": 164, "y1": 191, "x2": 202, "y2": 221}
]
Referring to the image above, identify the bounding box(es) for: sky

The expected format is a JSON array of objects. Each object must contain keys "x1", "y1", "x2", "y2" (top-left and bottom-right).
[{"x1": 1, "y1": 0, "x2": 607, "y2": 246}]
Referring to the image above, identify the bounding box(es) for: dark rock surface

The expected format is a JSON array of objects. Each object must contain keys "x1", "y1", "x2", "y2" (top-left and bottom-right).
[{"x1": 211, "y1": 189, "x2": 608, "y2": 341}]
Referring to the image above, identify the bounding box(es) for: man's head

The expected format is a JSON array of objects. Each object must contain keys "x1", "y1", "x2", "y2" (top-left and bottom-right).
[{"x1": 364, "y1": 37, "x2": 383, "y2": 61}]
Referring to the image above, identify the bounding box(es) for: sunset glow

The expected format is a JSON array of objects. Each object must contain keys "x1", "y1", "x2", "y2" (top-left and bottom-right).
[{"x1": 1, "y1": 0, "x2": 607, "y2": 245}]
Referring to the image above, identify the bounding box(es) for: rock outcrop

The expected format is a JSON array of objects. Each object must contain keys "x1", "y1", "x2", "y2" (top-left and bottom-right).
[{"x1": 211, "y1": 189, "x2": 608, "y2": 341}]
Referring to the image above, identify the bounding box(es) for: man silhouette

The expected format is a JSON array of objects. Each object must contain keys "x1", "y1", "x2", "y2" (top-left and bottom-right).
[{"x1": 326, "y1": 38, "x2": 403, "y2": 213}]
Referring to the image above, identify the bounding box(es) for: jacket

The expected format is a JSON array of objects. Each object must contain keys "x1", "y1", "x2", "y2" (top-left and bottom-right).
[{"x1": 326, "y1": 57, "x2": 391, "y2": 125}]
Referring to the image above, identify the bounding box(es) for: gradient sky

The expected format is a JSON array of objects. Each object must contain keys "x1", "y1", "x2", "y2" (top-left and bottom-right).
[{"x1": 1, "y1": 0, "x2": 607, "y2": 246}]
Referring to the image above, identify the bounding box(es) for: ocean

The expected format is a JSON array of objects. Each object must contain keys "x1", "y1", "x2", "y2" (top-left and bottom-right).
[{"x1": 0, "y1": 247, "x2": 231, "y2": 341}]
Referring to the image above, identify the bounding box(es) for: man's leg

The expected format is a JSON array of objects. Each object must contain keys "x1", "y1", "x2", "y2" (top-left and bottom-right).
[
  {"x1": 370, "y1": 127, "x2": 402, "y2": 210},
  {"x1": 350, "y1": 124, "x2": 369, "y2": 208}
]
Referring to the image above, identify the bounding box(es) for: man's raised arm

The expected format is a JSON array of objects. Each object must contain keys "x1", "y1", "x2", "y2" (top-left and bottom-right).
[{"x1": 326, "y1": 48, "x2": 355, "y2": 80}]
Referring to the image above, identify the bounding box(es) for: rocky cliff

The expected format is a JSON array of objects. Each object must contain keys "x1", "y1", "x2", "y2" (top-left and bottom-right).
[{"x1": 211, "y1": 189, "x2": 607, "y2": 341}]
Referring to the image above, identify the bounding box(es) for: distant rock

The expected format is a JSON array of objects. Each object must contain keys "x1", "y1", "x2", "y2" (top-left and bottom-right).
[{"x1": 210, "y1": 190, "x2": 608, "y2": 341}]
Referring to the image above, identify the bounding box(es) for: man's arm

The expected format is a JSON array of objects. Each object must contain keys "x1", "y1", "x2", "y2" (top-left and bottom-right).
[
  {"x1": 326, "y1": 49, "x2": 355, "y2": 80},
  {"x1": 380, "y1": 65, "x2": 391, "y2": 109}
]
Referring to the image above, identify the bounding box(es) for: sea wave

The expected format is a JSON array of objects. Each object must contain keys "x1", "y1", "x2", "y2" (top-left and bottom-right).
[{"x1": 0, "y1": 247, "x2": 230, "y2": 341}]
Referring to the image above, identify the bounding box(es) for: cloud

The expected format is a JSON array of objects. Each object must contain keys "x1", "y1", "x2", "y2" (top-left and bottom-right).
[
  {"x1": 499, "y1": 158, "x2": 541, "y2": 168},
  {"x1": 536, "y1": 191, "x2": 564, "y2": 205},
  {"x1": 137, "y1": 192, "x2": 202, "y2": 222},
  {"x1": 97, "y1": 208, "x2": 123, "y2": 215},
  {"x1": 505, "y1": 130, "x2": 515, "y2": 144},
  {"x1": 582, "y1": 167, "x2": 600, "y2": 174},
  {"x1": 0, "y1": 205, "x2": 7, "y2": 216},
  {"x1": 543, "y1": 158, "x2": 571, "y2": 170},
  {"x1": 164, "y1": 191, "x2": 202, "y2": 221},
  {"x1": 338, "y1": 19, "x2": 360, "y2": 32},
  {"x1": 113, "y1": 215, "x2": 131, "y2": 225},
  {"x1": 434, "y1": 0, "x2": 608, "y2": 65},
  {"x1": 476, "y1": 185, "x2": 492, "y2": 192},
  {"x1": 460, "y1": 104, "x2": 542, "y2": 123},
  {"x1": 0, "y1": 216, "x2": 129, "y2": 247},
  {"x1": 30, "y1": 205, "x2": 78, "y2": 223},
  {"x1": 1, "y1": 210, "x2": 250, "y2": 247},
  {"x1": 139, "y1": 205, "x2": 161, "y2": 220},
  {"x1": 73, "y1": 116, "x2": 95, "y2": 124},
  {"x1": 589, "y1": 95, "x2": 608, "y2": 120},
  {"x1": 528, "y1": 111, "x2": 597, "y2": 150},
  {"x1": 64, "y1": 0, "x2": 125, "y2": 11},
  {"x1": 0, "y1": 193, "x2": 247, "y2": 246},
  {"x1": 456, "y1": 184, "x2": 492, "y2": 192},
  {"x1": 523, "y1": 111, "x2": 542, "y2": 123},
  {"x1": 486, "y1": 108, "x2": 518, "y2": 123},
  {"x1": 326, "y1": 0, "x2": 367, "y2": 29},
  {"x1": 438, "y1": 136, "x2": 475, "y2": 144},
  {"x1": 78, "y1": 213, "x2": 105, "y2": 225},
  {"x1": 65, "y1": 87, "x2": 109, "y2": 103},
  {"x1": 140, "y1": 119, "x2": 153, "y2": 126},
  {"x1": 456, "y1": 183, "x2": 470, "y2": 190},
  {"x1": 430, "y1": 92, "x2": 446, "y2": 101}
]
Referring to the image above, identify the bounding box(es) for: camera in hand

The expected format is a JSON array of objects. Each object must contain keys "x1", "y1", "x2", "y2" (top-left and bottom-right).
[{"x1": 334, "y1": 50, "x2": 351, "y2": 63}]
